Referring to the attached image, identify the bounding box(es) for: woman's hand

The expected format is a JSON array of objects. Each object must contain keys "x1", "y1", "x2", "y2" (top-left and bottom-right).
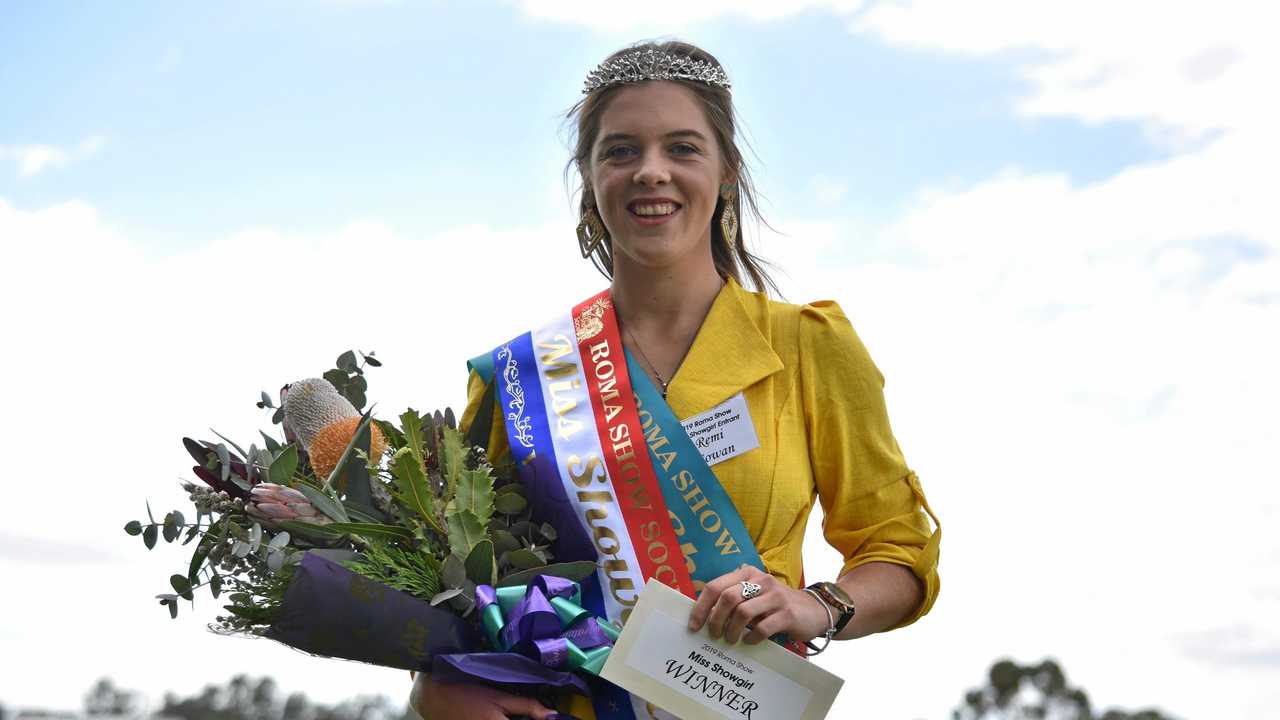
[
  {"x1": 410, "y1": 672, "x2": 556, "y2": 720},
  {"x1": 687, "y1": 565, "x2": 829, "y2": 646}
]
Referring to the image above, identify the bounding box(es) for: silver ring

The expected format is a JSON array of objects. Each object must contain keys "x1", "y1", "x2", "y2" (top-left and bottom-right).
[{"x1": 740, "y1": 581, "x2": 762, "y2": 600}]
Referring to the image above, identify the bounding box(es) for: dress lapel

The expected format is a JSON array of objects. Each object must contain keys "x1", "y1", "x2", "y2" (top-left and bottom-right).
[{"x1": 667, "y1": 277, "x2": 784, "y2": 418}]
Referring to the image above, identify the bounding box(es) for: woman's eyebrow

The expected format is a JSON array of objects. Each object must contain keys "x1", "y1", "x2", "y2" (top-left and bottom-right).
[
  {"x1": 597, "y1": 129, "x2": 709, "y2": 145},
  {"x1": 665, "y1": 129, "x2": 708, "y2": 141}
]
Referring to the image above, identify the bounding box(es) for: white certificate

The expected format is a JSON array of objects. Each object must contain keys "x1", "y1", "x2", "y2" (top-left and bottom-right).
[{"x1": 601, "y1": 579, "x2": 844, "y2": 720}]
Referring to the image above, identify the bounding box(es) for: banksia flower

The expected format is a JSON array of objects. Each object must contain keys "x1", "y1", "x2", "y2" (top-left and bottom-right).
[
  {"x1": 282, "y1": 378, "x2": 386, "y2": 484},
  {"x1": 245, "y1": 483, "x2": 330, "y2": 524}
]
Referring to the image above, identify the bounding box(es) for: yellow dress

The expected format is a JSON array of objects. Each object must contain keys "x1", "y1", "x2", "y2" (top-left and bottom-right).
[
  {"x1": 459, "y1": 278, "x2": 941, "y2": 715},
  {"x1": 460, "y1": 274, "x2": 942, "y2": 712}
]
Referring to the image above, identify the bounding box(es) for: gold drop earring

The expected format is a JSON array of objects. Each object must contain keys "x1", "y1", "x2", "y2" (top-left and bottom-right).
[
  {"x1": 719, "y1": 183, "x2": 739, "y2": 250},
  {"x1": 577, "y1": 205, "x2": 607, "y2": 258}
]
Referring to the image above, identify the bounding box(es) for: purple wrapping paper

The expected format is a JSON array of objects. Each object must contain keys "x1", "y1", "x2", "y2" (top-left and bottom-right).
[
  {"x1": 432, "y1": 652, "x2": 591, "y2": 695},
  {"x1": 263, "y1": 553, "x2": 479, "y2": 670}
]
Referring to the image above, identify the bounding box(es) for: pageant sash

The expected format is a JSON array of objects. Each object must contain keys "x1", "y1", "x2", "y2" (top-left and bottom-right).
[
  {"x1": 624, "y1": 351, "x2": 764, "y2": 592},
  {"x1": 473, "y1": 290, "x2": 764, "y2": 719}
]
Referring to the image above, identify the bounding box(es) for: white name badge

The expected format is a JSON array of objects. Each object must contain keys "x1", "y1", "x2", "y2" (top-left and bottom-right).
[
  {"x1": 680, "y1": 393, "x2": 760, "y2": 467},
  {"x1": 601, "y1": 579, "x2": 844, "y2": 720}
]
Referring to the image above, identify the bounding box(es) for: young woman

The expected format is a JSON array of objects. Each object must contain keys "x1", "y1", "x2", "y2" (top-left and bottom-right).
[{"x1": 412, "y1": 40, "x2": 941, "y2": 720}]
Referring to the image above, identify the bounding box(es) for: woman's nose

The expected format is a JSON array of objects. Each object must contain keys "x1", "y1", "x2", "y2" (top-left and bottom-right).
[{"x1": 632, "y1": 149, "x2": 671, "y2": 186}]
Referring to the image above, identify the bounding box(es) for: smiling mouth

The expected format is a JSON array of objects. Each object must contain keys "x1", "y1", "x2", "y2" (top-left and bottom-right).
[{"x1": 628, "y1": 200, "x2": 681, "y2": 217}]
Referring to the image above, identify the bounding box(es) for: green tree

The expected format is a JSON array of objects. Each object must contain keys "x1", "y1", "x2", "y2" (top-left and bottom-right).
[
  {"x1": 84, "y1": 678, "x2": 143, "y2": 718},
  {"x1": 953, "y1": 658, "x2": 1179, "y2": 720},
  {"x1": 157, "y1": 676, "x2": 413, "y2": 720}
]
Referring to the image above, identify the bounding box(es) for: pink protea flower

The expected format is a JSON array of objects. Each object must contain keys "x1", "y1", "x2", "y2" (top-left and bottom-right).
[{"x1": 245, "y1": 483, "x2": 330, "y2": 524}]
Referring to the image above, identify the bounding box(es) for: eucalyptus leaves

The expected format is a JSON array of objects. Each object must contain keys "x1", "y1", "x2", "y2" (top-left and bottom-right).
[{"x1": 123, "y1": 350, "x2": 591, "y2": 636}]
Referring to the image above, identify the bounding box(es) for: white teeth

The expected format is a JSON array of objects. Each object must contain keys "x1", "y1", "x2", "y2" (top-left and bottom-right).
[{"x1": 632, "y1": 202, "x2": 677, "y2": 216}]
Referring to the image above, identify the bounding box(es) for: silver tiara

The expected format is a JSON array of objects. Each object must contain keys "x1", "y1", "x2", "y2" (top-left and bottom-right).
[{"x1": 582, "y1": 47, "x2": 731, "y2": 94}]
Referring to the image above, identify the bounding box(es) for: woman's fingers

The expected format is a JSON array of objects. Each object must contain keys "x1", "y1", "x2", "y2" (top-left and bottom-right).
[
  {"x1": 691, "y1": 567, "x2": 779, "y2": 641},
  {"x1": 412, "y1": 673, "x2": 555, "y2": 720},
  {"x1": 702, "y1": 574, "x2": 756, "y2": 638},
  {"x1": 722, "y1": 594, "x2": 776, "y2": 644},
  {"x1": 742, "y1": 607, "x2": 786, "y2": 644},
  {"x1": 689, "y1": 569, "x2": 747, "y2": 631},
  {"x1": 492, "y1": 692, "x2": 556, "y2": 719}
]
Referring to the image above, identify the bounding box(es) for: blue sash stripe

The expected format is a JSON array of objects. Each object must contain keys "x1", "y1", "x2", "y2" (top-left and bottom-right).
[
  {"x1": 625, "y1": 351, "x2": 766, "y2": 584},
  {"x1": 491, "y1": 336, "x2": 636, "y2": 720},
  {"x1": 492, "y1": 335, "x2": 608, "y2": 619}
]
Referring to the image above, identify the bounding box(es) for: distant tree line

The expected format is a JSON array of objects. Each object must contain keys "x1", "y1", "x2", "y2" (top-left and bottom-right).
[
  {"x1": 155, "y1": 676, "x2": 410, "y2": 720},
  {"x1": 1, "y1": 657, "x2": 1181, "y2": 720},
  {"x1": 954, "y1": 658, "x2": 1180, "y2": 720},
  {"x1": 4, "y1": 676, "x2": 412, "y2": 720}
]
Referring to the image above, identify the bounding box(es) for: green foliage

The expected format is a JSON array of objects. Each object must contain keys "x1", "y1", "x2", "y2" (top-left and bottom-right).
[
  {"x1": 342, "y1": 539, "x2": 443, "y2": 601},
  {"x1": 318, "y1": 349, "x2": 379, "y2": 411},
  {"x1": 494, "y1": 489, "x2": 528, "y2": 515},
  {"x1": 321, "y1": 522, "x2": 415, "y2": 542},
  {"x1": 342, "y1": 420, "x2": 377, "y2": 510},
  {"x1": 446, "y1": 505, "x2": 486, "y2": 559},
  {"x1": 319, "y1": 409, "x2": 375, "y2": 493},
  {"x1": 129, "y1": 348, "x2": 571, "y2": 636},
  {"x1": 294, "y1": 483, "x2": 349, "y2": 523},
  {"x1": 268, "y1": 445, "x2": 298, "y2": 486},
  {"x1": 400, "y1": 409, "x2": 427, "y2": 468},
  {"x1": 464, "y1": 539, "x2": 497, "y2": 586},
  {"x1": 456, "y1": 467, "x2": 495, "y2": 525},
  {"x1": 390, "y1": 447, "x2": 443, "y2": 535},
  {"x1": 499, "y1": 561, "x2": 598, "y2": 588},
  {"x1": 440, "y1": 426, "x2": 465, "y2": 493}
]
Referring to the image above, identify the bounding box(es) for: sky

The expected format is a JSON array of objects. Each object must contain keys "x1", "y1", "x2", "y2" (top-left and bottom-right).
[{"x1": 1, "y1": 1, "x2": 1276, "y2": 718}]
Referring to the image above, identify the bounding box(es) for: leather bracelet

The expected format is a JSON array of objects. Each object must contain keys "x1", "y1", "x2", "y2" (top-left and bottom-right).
[{"x1": 801, "y1": 587, "x2": 836, "y2": 656}]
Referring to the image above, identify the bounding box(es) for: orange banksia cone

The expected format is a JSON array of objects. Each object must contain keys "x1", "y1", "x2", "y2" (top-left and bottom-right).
[{"x1": 282, "y1": 378, "x2": 386, "y2": 484}]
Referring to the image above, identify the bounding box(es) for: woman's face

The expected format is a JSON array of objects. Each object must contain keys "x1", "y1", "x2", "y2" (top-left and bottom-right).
[{"x1": 587, "y1": 81, "x2": 728, "y2": 274}]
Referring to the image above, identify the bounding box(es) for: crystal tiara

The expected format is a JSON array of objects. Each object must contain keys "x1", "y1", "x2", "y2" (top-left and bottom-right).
[{"x1": 582, "y1": 47, "x2": 732, "y2": 94}]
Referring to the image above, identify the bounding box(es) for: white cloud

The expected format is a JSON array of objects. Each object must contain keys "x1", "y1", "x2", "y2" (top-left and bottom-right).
[
  {"x1": 733, "y1": 4, "x2": 1279, "y2": 717},
  {"x1": 0, "y1": 196, "x2": 601, "y2": 710},
  {"x1": 516, "y1": 0, "x2": 1273, "y2": 144},
  {"x1": 851, "y1": 1, "x2": 1276, "y2": 140},
  {"x1": 3, "y1": 3, "x2": 1275, "y2": 717},
  {"x1": 1, "y1": 144, "x2": 70, "y2": 177},
  {"x1": 0, "y1": 135, "x2": 106, "y2": 178}
]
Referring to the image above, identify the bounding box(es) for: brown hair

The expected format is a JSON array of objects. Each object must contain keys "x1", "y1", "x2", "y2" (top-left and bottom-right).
[{"x1": 565, "y1": 40, "x2": 779, "y2": 295}]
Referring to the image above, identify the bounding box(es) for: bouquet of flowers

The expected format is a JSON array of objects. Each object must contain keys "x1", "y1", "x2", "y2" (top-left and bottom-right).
[{"x1": 124, "y1": 351, "x2": 615, "y2": 705}]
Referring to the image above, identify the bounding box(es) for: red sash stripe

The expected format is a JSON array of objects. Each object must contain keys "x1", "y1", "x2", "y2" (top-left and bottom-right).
[{"x1": 572, "y1": 291, "x2": 695, "y2": 598}]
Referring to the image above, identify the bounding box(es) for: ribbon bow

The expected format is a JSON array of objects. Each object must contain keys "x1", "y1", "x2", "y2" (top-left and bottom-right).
[{"x1": 476, "y1": 575, "x2": 621, "y2": 675}]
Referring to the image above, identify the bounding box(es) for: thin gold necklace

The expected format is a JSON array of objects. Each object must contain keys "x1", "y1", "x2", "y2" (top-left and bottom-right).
[
  {"x1": 618, "y1": 279, "x2": 721, "y2": 400},
  {"x1": 625, "y1": 324, "x2": 673, "y2": 399}
]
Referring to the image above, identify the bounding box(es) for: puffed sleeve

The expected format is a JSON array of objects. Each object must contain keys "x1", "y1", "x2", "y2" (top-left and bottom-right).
[
  {"x1": 458, "y1": 365, "x2": 510, "y2": 466},
  {"x1": 799, "y1": 301, "x2": 941, "y2": 628}
]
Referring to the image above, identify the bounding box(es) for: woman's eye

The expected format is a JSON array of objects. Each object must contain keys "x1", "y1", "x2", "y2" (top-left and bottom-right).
[
  {"x1": 603, "y1": 145, "x2": 636, "y2": 160},
  {"x1": 670, "y1": 143, "x2": 699, "y2": 155}
]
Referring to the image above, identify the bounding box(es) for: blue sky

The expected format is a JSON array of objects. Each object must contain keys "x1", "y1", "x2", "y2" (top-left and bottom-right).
[
  {"x1": 1, "y1": 1, "x2": 1166, "y2": 252},
  {"x1": 2, "y1": 2, "x2": 1275, "y2": 719}
]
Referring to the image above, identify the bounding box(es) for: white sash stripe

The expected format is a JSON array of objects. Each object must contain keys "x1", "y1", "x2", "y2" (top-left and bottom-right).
[{"x1": 530, "y1": 312, "x2": 647, "y2": 627}]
